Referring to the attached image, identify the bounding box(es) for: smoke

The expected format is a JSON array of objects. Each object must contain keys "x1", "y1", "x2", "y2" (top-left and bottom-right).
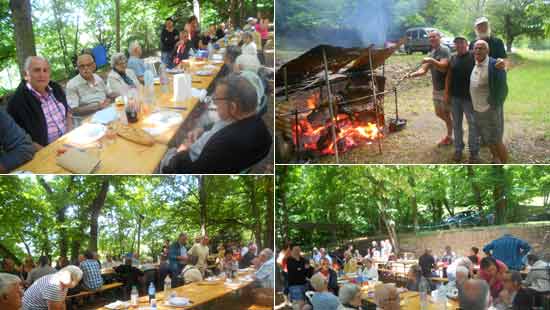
[{"x1": 276, "y1": 0, "x2": 427, "y2": 52}]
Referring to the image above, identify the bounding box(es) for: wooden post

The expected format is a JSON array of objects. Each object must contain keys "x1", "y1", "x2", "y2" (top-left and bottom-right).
[
  {"x1": 321, "y1": 48, "x2": 339, "y2": 163},
  {"x1": 368, "y1": 47, "x2": 382, "y2": 154}
]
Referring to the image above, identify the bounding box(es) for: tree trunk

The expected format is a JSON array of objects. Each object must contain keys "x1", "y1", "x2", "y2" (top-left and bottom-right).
[
  {"x1": 198, "y1": 176, "x2": 208, "y2": 236},
  {"x1": 89, "y1": 178, "x2": 110, "y2": 252},
  {"x1": 467, "y1": 166, "x2": 484, "y2": 214},
  {"x1": 248, "y1": 177, "x2": 262, "y2": 249},
  {"x1": 407, "y1": 168, "x2": 418, "y2": 230},
  {"x1": 277, "y1": 167, "x2": 289, "y2": 244},
  {"x1": 115, "y1": 0, "x2": 121, "y2": 52},
  {"x1": 9, "y1": 0, "x2": 37, "y2": 78},
  {"x1": 239, "y1": 0, "x2": 245, "y2": 28},
  {"x1": 493, "y1": 165, "x2": 507, "y2": 224},
  {"x1": 264, "y1": 177, "x2": 274, "y2": 250},
  {"x1": 51, "y1": 0, "x2": 71, "y2": 75},
  {"x1": 193, "y1": 0, "x2": 201, "y2": 23}
]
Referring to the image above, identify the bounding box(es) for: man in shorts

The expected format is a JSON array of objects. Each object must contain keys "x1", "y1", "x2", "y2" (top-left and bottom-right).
[
  {"x1": 470, "y1": 40, "x2": 509, "y2": 163},
  {"x1": 408, "y1": 30, "x2": 453, "y2": 146}
]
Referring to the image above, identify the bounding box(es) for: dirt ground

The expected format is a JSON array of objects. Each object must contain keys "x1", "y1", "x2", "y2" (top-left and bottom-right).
[{"x1": 277, "y1": 53, "x2": 549, "y2": 164}]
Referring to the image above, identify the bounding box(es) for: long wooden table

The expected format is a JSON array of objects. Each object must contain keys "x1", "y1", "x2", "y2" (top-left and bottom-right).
[
  {"x1": 17, "y1": 59, "x2": 222, "y2": 174},
  {"x1": 96, "y1": 270, "x2": 256, "y2": 310},
  {"x1": 362, "y1": 288, "x2": 459, "y2": 310}
]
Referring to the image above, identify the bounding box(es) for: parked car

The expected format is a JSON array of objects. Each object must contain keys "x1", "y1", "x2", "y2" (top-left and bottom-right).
[
  {"x1": 404, "y1": 27, "x2": 455, "y2": 54},
  {"x1": 441, "y1": 210, "x2": 482, "y2": 228},
  {"x1": 527, "y1": 212, "x2": 550, "y2": 221}
]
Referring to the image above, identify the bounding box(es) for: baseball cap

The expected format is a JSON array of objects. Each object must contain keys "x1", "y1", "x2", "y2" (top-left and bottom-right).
[
  {"x1": 453, "y1": 35, "x2": 467, "y2": 43},
  {"x1": 475, "y1": 17, "x2": 489, "y2": 26}
]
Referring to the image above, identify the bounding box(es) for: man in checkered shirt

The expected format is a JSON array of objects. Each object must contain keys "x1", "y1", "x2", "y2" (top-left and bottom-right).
[{"x1": 80, "y1": 251, "x2": 103, "y2": 291}]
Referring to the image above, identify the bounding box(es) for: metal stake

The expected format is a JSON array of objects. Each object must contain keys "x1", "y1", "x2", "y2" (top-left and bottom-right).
[
  {"x1": 322, "y1": 48, "x2": 340, "y2": 163},
  {"x1": 368, "y1": 46, "x2": 383, "y2": 154},
  {"x1": 294, "y1": 109, "x2": 300, "y2": 162},
  {"x1": 284, "y1": 67, "x2": 289, "y2": 102}
]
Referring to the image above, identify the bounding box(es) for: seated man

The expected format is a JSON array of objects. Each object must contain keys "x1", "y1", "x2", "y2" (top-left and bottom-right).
[
  {"x1": 235, "y1": 54, "x2": 265, "y2": 113},
  {"x1": 0, "y1": 273, "x2": 23, "y2": 310},
  {"x1": 79, "y1": 251, "x2": 103, "y2": 291},
  {"x1": 161, "y1": 74, "x2": 272, "y2": 173},
  {"x1": 22, "y1": 266, "x2": 82, "y2": 310},
  {"x1": 240, "y1": 243, "x2": 257, "y2": 269},
  {"x1": 127, "y1": 41, "x2": 145, "y2": 83},
  {"x1": 309, "y1": 272, "x2": 340, "y2": 310},
  {"x1": 7, "y1": 56, "x2": 73, "y2": 148},
  {"x1": 0, "y1": 110, "x2": 35, "y2": 173},
  {"x1": 362, "y1": 258, "x2": 379, "y2": 282},
  {"x1": 253, "y1": 249, "x2": 274, "y2": 289},
  {"x1": 373, "y1": 283, "x2": 400, "y2": 310},
  {"x1": 180, "y1": 255, "x2": 202, "y2": 285},
  {"x1": 525, "y1": 254, "x2": 550, "y2": 292},
  {"x1": 26, "y1": 256, "x2": 56, "y2": 286},
  {"x1": 114, "y1": 258, "x2": 144, "y2": 298},
  {"x1": 496, "y1": 271, "x2": 533, "y2": 309},
  {"x1": 458, "y1": 279, "x2": 491, "y2": 310},
  {"x1": 65, "y1": 54, "x2": 111, "y2": 122}
]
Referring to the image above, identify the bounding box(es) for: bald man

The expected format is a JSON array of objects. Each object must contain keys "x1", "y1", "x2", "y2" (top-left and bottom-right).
[
  {"x1": 470, "y1": 40, "x2": 509, "y2": 164},
  {"x1": 7, "y1": 56, "x2": 73, "y2": 148},
  {"x1": 66, "y1": 54, "x2": 111, "y2": 120},
  {"x1": 459, "y1": 279, "x2": 491, "y2": 310}
]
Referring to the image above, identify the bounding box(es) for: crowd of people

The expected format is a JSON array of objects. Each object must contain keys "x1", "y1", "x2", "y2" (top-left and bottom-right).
[
  {"x1": 0, "y1": 13, "x2": 272, "y2": 174},
  {"x1": 0, "y1": 233, "x2": 275, "y2": 309},
  {"x1": 406, "y1": 17, "x2": 509, "y2": 164},
  {"x1": 277, "y1": 233, "x2": 549, "y2": 310}
]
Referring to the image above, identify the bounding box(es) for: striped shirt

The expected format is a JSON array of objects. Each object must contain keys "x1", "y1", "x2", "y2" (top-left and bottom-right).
[
  {"x1": 26, "y1": 83, "x2": 67, "y2": 143},
  {"x1": 80, "y1": 259, "x2": 103, "y2": 290},
  {"x1": 22, "y1": 274, "x2": 67, "y2": 310}
]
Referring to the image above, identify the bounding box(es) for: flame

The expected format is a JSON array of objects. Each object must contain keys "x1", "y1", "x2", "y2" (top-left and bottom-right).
[{"x1": 292, "y1": 112, "x2": 383, "y2": 155}]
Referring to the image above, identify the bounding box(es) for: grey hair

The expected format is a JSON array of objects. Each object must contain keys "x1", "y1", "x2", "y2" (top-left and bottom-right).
[
  {"x1": 225, "y1": 45, "x2": 242, "y2": 64},
  {"x1": 216, "y1": 73, "x2": 257, "y2": 114},
  {"x1": 242, "y1": 32, "x2": 254, "y2": 41},
  {"x1": 58, "y1": 265, "x2": 83, "y2": 286},
  {"x1": 111, "y1": 52, "x2": 127, "y2": 68},
  {"x1": 260, "y1": 248, "x2": 273, "y2": 260},
  {"x1": 129, "y1": 41, "x2": 141, "y2": 55},
  {"x1": 473, "y1": 40, "x2": 490, "y2": 50},
  {"x1": 339, "y1": 284, "x2": 360, "y2": 304},
  {"x1": 455, "y1": 266, "x2": 469, "y2": 276},
  {"x1": 428, "y1": 30, "x2": 442, "y2": 37},
  {"x1": 310, "y1": 272, "x2": 328, "y2": 292},
  {"x1": 0, "y1": 273, "x2": 21, "y2": 296},
  {"x1": 236, "y1": 54, "x2": 261, "y2": 73},
  {"x1": 458, "y1": 279, "x2": 490, "y2": 310},
  {"x1": 24, "y1": 56, "x2": 49, "y2": 73}
]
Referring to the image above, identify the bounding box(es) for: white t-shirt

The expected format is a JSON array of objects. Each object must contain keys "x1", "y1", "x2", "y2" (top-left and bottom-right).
[
  {"x1": 242, "y1": 42, "x2": 257, "y2": 56},
  {"x1": 470, "y1": 56, "x2": 491, "y2": 112}
]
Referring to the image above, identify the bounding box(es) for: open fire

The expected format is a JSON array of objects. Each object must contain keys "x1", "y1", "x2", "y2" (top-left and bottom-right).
[{"x1": 291, "y1": 94, "x2": 383, "y2": 155}]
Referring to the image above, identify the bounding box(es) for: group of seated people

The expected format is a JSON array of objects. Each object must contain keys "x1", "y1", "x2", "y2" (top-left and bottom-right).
[{"x1": 0, "y1": 13, "x2": 272, "y2": 174}]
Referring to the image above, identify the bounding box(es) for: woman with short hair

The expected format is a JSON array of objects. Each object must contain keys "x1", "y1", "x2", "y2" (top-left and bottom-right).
[{"x1": 106, "y1": 53, "x2": 140, "y2": 97}]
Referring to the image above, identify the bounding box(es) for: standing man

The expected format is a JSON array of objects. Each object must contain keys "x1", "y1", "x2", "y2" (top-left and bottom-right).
[
  {"x1": 470, "y1": 40, "x2": 509, "y2": 164},
  {"x1": 407, "y1": 30, "x2": 452, "y2": 146},
  {"x1": 188, "y1": 235, "x2": 210, "y2": 275},
  {"x1": 160, "y1": 17, "x2": 179, "y2": 66},
  {"x1": 445, "y1": 36, "x2": 479, "y2": 163},
  {"x1": 65, "y1": 54, "x2": 111, "y2": 125},
  {"x1": 286, "y1": 245, "x2": 312, "y2": 309},
  {"x1": 483, "y1": 233, "x2": 531, "y2": 271},
  {"x1": 470, "y1": 17, "x2": 507, "y2": 66},
  {"x1": 7, "y1": 56, "x2": 73, "y2": 148},
  {"x1": 168, "y1": 233, "x2": 188, "y2": 287},
  {"x1": 418, "y1": 248, "x2": 436, "y2": 278}
]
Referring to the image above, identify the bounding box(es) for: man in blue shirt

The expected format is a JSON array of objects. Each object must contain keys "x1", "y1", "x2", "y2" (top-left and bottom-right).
[
  {"x1": 80, "y1": 251, "x2": 103, "y2": 291},
  {"x1": 168, "y1": 233, "x2": 188, "y2": 287},
  {"x1": 483, "y1": 234, "x2": 531, "y2": 271},
  {"x1": 0, "y1": 109, "x2": 35, "y2": 172},
  {"x1": 127, "y1": 41, "x2": 146, "y2": 83}
]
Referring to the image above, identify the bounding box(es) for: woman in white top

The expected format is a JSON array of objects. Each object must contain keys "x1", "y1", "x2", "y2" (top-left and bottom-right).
[
  {"x1": 107, "y1": 52, "x2": 140, "y2": 97},
  {"x1": 241, "y1": 32, "x2": 257, "y2": 57}
]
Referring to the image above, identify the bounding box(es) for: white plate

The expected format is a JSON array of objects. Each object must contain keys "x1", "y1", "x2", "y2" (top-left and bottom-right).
[
  {"x1": 67, "y1": 123, "x2": 106, "y2": 145},
  {"x1": 165, "y1": 297, "x2": 190, "y2": 306},
  {"x1": 212, "y1": 60, "x2": 224, "y2": 64},
  {"x1": 145, "y1": 111, "x2": 183, "y2": 127},
  {"x1": 195, "y1": 70, "x2": 213, "y2": 76},
  {"x1": 166, "y1": 68, "x2": 185, "y2": 74},
  {"x1": 203, "y1": 64, "x2": 217, "y2": 70},
  {"x1": 104, "y1": 301, "x2": 130, "y2": 309}
]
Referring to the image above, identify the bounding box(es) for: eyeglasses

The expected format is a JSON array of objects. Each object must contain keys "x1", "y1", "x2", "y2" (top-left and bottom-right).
[{"x1": 212, "y1": 96, "x2": 229, "y2": 105}]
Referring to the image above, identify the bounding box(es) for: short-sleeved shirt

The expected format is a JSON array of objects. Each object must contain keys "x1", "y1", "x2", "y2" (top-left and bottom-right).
[
  {"x1": 80, "y1": 259, "x2": 103, "y2": 290},
  {"x1": 470, "y1": 56, "x2": 491, "y2": 112},
  {"x1": 188, "y1": 244, "x2": 209, "y2": 272},
  {"x1": 65, "y1": 73, "x2": 108, "y2": 110},
  {"x1": 479, "y1": 259, "x2": 508, "y2": 298},
  {"x1": 469, "y1": 36, "x2": 507, "y2": 59},
  {"x1": 429, "y1": 45, "x2": 451, "y2": 91},
  {"x1": 449, "y1": 52, "x2": 475, "y2": 99},
  {"x1": 22, "y1": 274, "x2": 67, "y2": 310},
  {"x1": 311, "y1": 292, "x2": 340, "y2": 310},
  {"x1": 127, "y1": 56, "x2": 146, "y2": 78}
]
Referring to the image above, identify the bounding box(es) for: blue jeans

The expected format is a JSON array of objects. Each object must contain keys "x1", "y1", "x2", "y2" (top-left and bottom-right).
[
  {"x1": 288, "y1": 284, "x2": 306, "y2": 301},
  {"x1": 451, "y1": 96, "x2": 479, "y2": 155},
  {"x1": 161, "y1": 51, "x2": 172, "y2": 66}
]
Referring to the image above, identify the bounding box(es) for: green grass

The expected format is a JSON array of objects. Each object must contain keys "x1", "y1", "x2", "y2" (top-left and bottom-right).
[{"x1": 506, "y1": 49, "x2": 550, "y2": 136}]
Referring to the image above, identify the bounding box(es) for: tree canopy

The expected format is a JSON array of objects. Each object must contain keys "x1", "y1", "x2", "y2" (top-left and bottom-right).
[
  {"x1": 0, "y1": 175, "x2": 273, "y2": 264},
  {"x1": 276, "y1": 165, "x2": 550, "y2": 252}
]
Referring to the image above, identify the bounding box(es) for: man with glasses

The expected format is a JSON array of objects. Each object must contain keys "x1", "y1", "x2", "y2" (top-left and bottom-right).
[
  {"x1": 7, "y1": 56, "x2": 73, "y2": 148},
  {"x1": 66, "y1": 54, "x2": 111, "y2": 124},
  {"x1": 407, "y1": 30, "x2": 453, "y2": 147},
  {"x1": 470, "y1": 40, "x2": 509, "y2": 164}
]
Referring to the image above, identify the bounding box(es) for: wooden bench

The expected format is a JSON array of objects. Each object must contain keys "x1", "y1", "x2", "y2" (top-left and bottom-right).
[
  {"x1": 66, "y1": 282, "x2": 124, "y2": 299},
  {"x1": 248, "y1": 305, "x2": 273, "y2": 310}
]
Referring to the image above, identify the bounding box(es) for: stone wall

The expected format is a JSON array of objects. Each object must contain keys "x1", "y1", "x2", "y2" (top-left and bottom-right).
[{"x1": 353, "y1": 222, "x2": 550, "y2": 258}]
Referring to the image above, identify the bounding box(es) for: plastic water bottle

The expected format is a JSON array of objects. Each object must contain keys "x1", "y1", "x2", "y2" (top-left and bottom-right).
[
  {"x1": 164, "y1": 275, "x2": 171, "y2": 293},
  {"x1": 207, "y1": 42, "x2": 213, "y2": 60},
  {"x1": 159, "y1": 63, "x2": 169, "y2": 94},
  {"x1": 130, "y1": 285, "x2": 138, "y2": 306},
  {"x1": 148, "y1": 282, "x2": 156, "y2": 303},
  {"x1": 419, "y1": 277, "x2": 429, "y2": 310},
  {"x1": 143, "y1": 69, "x2": 155, "y2": 105},
  {"x1": 232, "y1": 260, "x2": 238, "y2": 279},
  {"x1": 150, "y1": 298, "x2": 157, "y2": 309}
]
